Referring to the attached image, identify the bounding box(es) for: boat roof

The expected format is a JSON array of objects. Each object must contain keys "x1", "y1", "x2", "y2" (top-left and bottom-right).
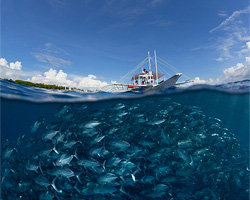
[{"x1": 131, "y1": 71, "x2": 165, "y2": 81}]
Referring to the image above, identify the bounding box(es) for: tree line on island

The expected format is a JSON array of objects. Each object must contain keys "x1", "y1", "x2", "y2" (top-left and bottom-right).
[{"x1": 2, "y1": 78, "x2": 85, "y2": 92}]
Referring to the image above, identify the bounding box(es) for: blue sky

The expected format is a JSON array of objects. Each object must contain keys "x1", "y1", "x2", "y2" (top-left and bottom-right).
[{"x1": 1, "y1": 0, "x2": 249, "y2": 89}]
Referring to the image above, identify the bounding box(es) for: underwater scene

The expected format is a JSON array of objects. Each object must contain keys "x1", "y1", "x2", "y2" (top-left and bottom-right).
[{"x1": 1, "y1": 79, "x2": 250, "y2": 200}]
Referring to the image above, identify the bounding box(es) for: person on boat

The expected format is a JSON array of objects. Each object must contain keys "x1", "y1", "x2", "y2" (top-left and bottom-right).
[
  {"x1": 142, "y1": 69, "x2": 146, "y2": 74},
  {"x1": 133, "y1": 81, "x2": 138, "y2": 85}
]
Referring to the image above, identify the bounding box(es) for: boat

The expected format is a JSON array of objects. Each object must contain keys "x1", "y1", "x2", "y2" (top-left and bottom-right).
[{"x1": 101, "y1": 51, "x2": 191, "y2": 92}]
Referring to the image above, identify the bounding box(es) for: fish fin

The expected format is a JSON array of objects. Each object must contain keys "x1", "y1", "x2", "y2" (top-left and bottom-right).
[
  {"x1": 102, "y1": 160, "x2": 106, "y2": 170},
  {"x1": 76, "y1": 172, "x2": 83, "y2": 184},
  {"x1": 120, "y1": 175, "x2": 125, "y2": 182},
  {"x1": 131, "y1": 174, "x2": 136, "y2": 182},
  {"x1": 53, "y1": 147, "x2": 59, "y2": 154}
]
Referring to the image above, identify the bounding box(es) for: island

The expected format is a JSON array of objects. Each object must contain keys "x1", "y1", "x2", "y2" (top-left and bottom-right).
[{"x1": 2, "y1": 78, "x2": 85, "y2": 92}]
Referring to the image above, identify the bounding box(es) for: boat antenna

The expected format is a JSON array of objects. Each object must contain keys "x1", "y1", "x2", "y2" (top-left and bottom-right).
[
  {"x1": 148, "y1": 51, "x2": 151, "y2": 71},
  {"x1": 154, "y1": 50, "x2": 158, "y2": 84}
]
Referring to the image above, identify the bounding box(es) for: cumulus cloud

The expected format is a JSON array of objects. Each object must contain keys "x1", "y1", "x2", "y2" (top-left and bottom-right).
[
  {"x1": 188, "y1": 58, "x2": 250, "y2": 87},
  {"x1": 223, "y1": 57, "x2": 250, "y2": 82},
  {"x1": 28, "y1": 68, "x2": 75, "y2": 87},
  {"x1": 71, "y1": 74, "x2": 108, "y2": 89},
  {"x1": 190, "y1": 56, "x2": 249, "y2": 86},
  {"x1": 0, "y1": 58, "x2": 8, "y2": 68},
  {"x1": 28, "y1": 68, "x2": 108, "y2": 90},
  {"x1": 1, "y1": 67, "x2": 32, "y2": 80},
  {"x1": 0, "y1": 58, "x2": 26, "y2": 80},
  {"x1": 185, "y1": 41, "x2": 250, "y2": 86},
  {"x1": 0, "y1": 58, "x2": 31, "y2": 80},
  {"x1": 10, "y1": 61, "x2": 22, "y2": 70},
  {"x1": 222, "y1": 41, "x2": 250, "y2": 82},
  {"x1": 246, "y1": 42, "x2": 250, "y2": 49},
  {"x1": 185, "y1": 77, "x2": 221, "y2": 87},
  {"x1": 0, "y1": 58, "x2": 22, "y2": 70},
  {"x1": 0, "y1": 57, "x2": 109, "y2": 90}
]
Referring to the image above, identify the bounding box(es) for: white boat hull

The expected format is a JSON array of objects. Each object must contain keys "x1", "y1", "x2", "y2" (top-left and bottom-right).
[{"x1": 130, "y1": 73, "x2": 182, "y2": 92}]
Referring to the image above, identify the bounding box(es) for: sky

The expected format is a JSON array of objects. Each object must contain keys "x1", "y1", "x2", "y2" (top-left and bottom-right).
[{"x1": 0, "y1": 0, "x2": 249, "y2": 89}]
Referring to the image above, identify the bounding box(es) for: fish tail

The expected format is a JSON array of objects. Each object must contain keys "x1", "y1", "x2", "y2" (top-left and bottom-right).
[
  {"x1": 74, "y1": 182, "x2": 81, "y2": 194},
  {"x1": 74, "y1": 149, "x2": 79, "y2": 160},
  {"x1": 51, "y1": 177, "x2": 62, "y2": 193}
]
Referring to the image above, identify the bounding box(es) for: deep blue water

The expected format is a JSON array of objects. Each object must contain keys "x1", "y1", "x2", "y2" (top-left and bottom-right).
[{"x1": 1, "y1": 79, "x2": 249, "y2": 199}]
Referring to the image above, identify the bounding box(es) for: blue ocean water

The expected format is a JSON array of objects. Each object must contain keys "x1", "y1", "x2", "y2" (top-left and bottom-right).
[{"x1": 1, "y1": 79, "x2": 249, "y2": 199}]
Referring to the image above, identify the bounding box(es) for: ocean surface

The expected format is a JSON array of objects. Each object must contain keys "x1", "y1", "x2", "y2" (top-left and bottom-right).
[{"x1": 1, "y1": 79, "x2": 249, "y2": 200}]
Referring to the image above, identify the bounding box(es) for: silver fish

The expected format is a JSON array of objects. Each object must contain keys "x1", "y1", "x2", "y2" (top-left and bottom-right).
[
  {"x1": 84, "y1": 121, "x2": 101, "y2": 129},
  {"x1": 98, "y1": 173, "x2": 118, "y2": 184},
  {"x1": 55, "y1": 154, "x2": 74, "y2": 166},
  {"x1": 77, "y1": 159, "x2": 100, "y2": 168},
  {"x1": 43, "y1": 130, "x2": 58, "y2": 141}
]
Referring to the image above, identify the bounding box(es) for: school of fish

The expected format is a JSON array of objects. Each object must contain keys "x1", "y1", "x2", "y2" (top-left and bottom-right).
[{"x1": 1, "y1": 97, "x2": 249, "y2": 199}]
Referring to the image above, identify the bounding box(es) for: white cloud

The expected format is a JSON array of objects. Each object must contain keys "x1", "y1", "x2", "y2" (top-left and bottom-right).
[
  {"x1": 28, "y1": 68, "x2": 108, "y2": 90},
  {"x1": 70, "y1": 74, "x2": 108, "y2": 89},
  {"x1": 185, "y1": 77, "x2": 221, "y2": 86},
  {"x1": 33, "y1": 53, "x2": 72, "y2": 68},
  {"x1": 221, "y1": 41, "x2": 250, "y2": 82},
  {"x1": 209, "y1": 7, "x2": 250, "y2": 61},
  {"x1": 217, "y1": 11, "x2": 228, "y2": 17},
  {"x1": 247, "y1": 42, "x2": 250, "y2": 50},
  {"x1": 216, "y1": 57, "x2": 224, "y2": 62},
  {"x1": 0, "y1": 57, "x2": 109, "y2": 90},
  {"x1": 9, "y1": 61, "x2": 22, "y2": 70},
  {"x1": 187, "y1": 57, "x2": 249, "y2": 87},
  {"x1": 0, "y1": 58, "x2": 22, "y2": 70},
  {"x1": 190, "y1": 57, "x2": 249, "y2": 86},
  {"x1": 32, "y1": 43, "x2": 72, "y2": 68},
  {"x1": 185, "y1": 41, "x2": 250, "y2": 86},
  {"x1": 223, "y1": 57, "x2": 250, "y2": 81},
  {"x1": 210, "y1": 6, "x2": 250, "y2": 33},
  {"x1": 0, "y1": 58, "x2": 8, "y2": 68},
  {"x1": 0, "y1": 66, "x2": 31, "y2": 81},
  {"x1": 29, "y1": 68, "x2": 75, "y2": 87}
]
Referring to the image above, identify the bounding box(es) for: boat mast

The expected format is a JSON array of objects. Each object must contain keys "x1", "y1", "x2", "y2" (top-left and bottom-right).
[
  {"x1": 148, "y1": 51, "x2": 151, "y2": 71},
  {"x1": 154, "y1": 50, "x2": 158, "y2": 84}
]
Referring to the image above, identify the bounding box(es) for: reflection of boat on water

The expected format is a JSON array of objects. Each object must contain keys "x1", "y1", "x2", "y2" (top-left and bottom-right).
[{"x1": 101, "y1": 51, "x2": 192, "y2": 92}]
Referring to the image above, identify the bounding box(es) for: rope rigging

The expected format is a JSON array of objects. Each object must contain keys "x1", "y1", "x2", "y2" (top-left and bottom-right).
[
  {"x1": 116, "y1": 57, "x2": 148, "y2": 83},
  {"x1": 101, "y1": 53, "x2": 192, "y2": 91},
  {"x1": 157, "y1": 56, "x2": 192, "y2": 80}
]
